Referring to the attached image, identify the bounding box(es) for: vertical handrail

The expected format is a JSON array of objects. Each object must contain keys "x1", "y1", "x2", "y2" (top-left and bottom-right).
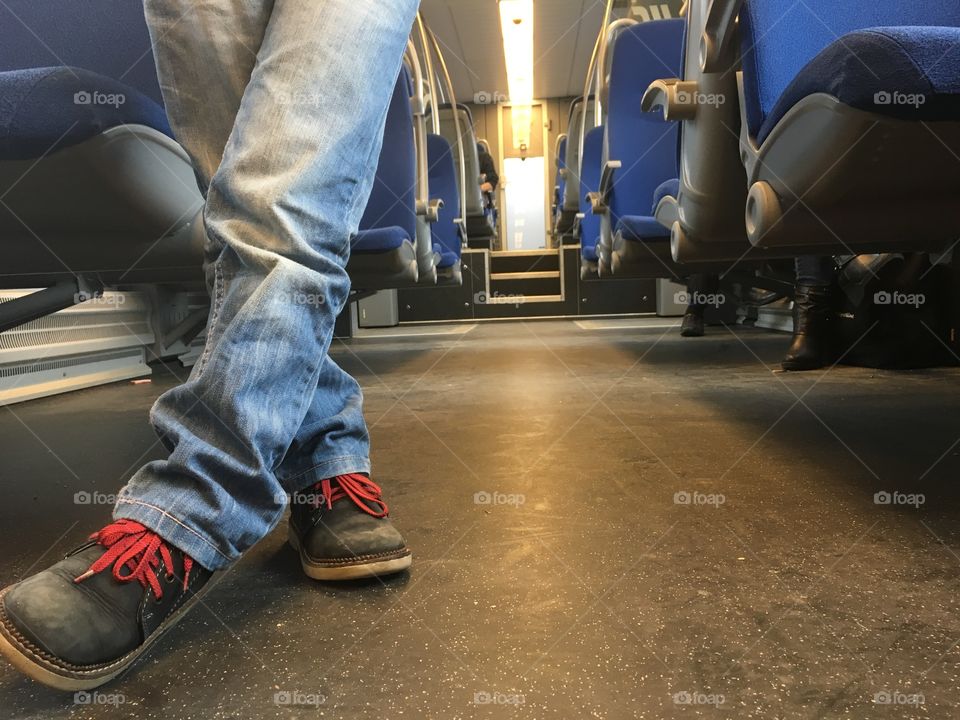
[
  {"x1": 415, "y1": 14, "x2": 441, "y2": 135},
  {"x1": 405, "y1": 40, "x2": 430, "y2": 213},
  {"x1": 423, "y1": 18, "x2": 469, "y2": 242},
  {"x1": 577, "y1": 0, "x2": 614, "y2": 176}
]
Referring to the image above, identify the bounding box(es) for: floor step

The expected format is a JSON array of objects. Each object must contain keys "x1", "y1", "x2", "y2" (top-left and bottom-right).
[
  {"x1": 490, "y1": 271, "x2": 562, "y2": 297},
  {"x1": 490, "y1": 250, "x2": 559, "y2": 274},
  {"x1": 490, "y1": 271, "x2": 561, "y2": 281}
]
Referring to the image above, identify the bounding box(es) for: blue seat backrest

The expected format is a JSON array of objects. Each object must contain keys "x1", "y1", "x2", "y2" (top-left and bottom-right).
[
  {"x1": 580, "y1": 125, "x2": 605, "y2": 248},
  {"x1": 359, "y1": 67, "x2": 417, "y2": 240},
  {"x1": 426, "y1": 133, "x2": 462, "y2": 258},
  {"x1": 607, "y1": 19, "x2": 683, "y2": 223},
  {"x1": 740, "y1": 0, "x2": 960, "y2": 137},
  {"x1": 0, "y1": 1, "x2": 163, "y2": 105},
  {"x1": 557, "y1": 136, "x2": 567, "y2": 186}
]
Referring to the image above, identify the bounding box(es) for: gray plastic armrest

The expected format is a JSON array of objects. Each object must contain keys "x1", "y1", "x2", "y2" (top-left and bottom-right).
[
  {"x1": 700, "y1": 0, "x2": 744, "y2": 73},
  {"x1": 417, "y1": 198, "x2": 444, "y2": 223},
  {"x1": 642, "y1": 79, "x2": 700, "y2": 121},
  {"x1": 590, "y1": 160, "x2": 621, "y2": 214}
]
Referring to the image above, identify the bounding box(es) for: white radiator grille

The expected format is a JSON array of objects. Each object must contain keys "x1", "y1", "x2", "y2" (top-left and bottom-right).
[{"x1": 0, "y1": 290, "x2": 155, "y2": 405}]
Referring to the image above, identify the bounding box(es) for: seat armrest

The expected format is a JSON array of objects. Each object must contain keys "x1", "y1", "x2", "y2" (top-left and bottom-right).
[
  {"x1": 596, "y1": 160, "x2": 621, "y2": 213},
  {"x1": 642, "y1": 79, "x2": 701, "y2": 121},
  {"x1": 454, "y1": 217, "x2": 467, "y2": 242},
  {"x1": 573, "y1": 212, "x2": 584, "y2": 238}
]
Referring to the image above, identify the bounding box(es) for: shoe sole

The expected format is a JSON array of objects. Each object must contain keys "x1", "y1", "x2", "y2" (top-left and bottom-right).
[
  {"x1": 0, "y1": 573, "x2": 222, "y2": 691},
  {"x1": 287, "y1": 526, "x2": 412, "y2": 581}
]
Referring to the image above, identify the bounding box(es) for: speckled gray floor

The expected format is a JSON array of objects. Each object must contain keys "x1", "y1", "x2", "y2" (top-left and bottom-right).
[{"x1": 3, "y1": 319, "x2": 960, "y2": 719}]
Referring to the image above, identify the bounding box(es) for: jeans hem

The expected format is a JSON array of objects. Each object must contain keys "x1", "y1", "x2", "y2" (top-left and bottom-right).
[
  {"x1": 114, "y1": 498, "x2": 235, "y2": 571},
  {"x1": 279, "y1": 454, "x2": 372, "y2": 492}
]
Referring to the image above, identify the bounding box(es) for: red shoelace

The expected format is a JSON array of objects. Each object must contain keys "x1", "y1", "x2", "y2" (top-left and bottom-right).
[
  {"x1": 312, "y1": 473, "x2": 388, "y2": 518},
  {"x1": 73, "y1": 520, "x2": 194, "y2": 600}
]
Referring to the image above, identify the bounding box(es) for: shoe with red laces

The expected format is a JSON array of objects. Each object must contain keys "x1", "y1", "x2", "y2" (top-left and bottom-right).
[
  {"x1": 0, "y1": 520, "x2": 214, "y2": 690},
  {"x1": 289, "y1": 473, "x2": 411, "y2": 580}
]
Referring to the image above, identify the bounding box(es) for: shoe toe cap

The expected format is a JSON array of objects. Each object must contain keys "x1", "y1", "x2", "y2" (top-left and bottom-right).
[{"x1": 3, "y1": 566, "x2": 141, "y2": 667}]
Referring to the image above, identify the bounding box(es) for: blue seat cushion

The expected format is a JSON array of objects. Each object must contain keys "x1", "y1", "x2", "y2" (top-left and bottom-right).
[
  {"x1": 351, "y1": 227, "x2": 409, "y2": 254},
  {"x1": 437, "y1": 250, "x2": 460, "y2": 269},
  {"x1": 652, "y1": 178, "x2": 680, "y2": 213},
  {"x1": 617, "y1": 215, "x2": 670, "y2": 242},
  {"x1": 581, "y1": 242, "x2": 599, "y2": 262},
  {"x1": 0, "y1": 67, "x2": 172, "y2": 161},
  {"x1": 755, "y1": 27, "x2": 960, "y2": 144}
]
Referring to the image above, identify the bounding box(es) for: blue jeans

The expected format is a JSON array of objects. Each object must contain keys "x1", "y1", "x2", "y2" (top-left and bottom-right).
[{"x1": 114, "y1": 0, "x2": 420, "y2": 571}]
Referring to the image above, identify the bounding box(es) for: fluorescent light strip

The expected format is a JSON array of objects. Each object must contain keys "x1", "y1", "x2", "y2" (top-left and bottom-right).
[{"x1": 498, "y1": 0, "x2": 534, "y2": 105}]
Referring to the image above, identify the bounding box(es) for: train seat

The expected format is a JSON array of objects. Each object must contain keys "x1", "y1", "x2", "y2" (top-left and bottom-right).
[
  {"x1": 577, "y1": 125, "x2": 605, "y2": 277},
  {"x1": 432, "y1": 103, "x2": 495, "y2": 245},
  {"x1": 426, "y1": 133, "x2": 464, "y2": 285},
  {"x1": 738, "y1": 1, "x2": 960, "y2": 255},
  {"x1": 593, "y1": 19, "x2": 683, "y2": 278},
  {"x1": 0, "y1": 1, "x2": 204, "y2": 289},
  {"x1": 552, "y1": 135, "x2": 568, "y2": 230},
  {"x1": 350, "y1": 68, "x2": 421, "y2": 290},
  {"x1": 558, "y1": 97, "x2": 595, "y2": 239}
]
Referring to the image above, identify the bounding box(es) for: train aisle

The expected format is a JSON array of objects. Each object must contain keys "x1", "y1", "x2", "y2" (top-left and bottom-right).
[{"x1": 3, "y1": 320, "x2": 960, "y2": 718}]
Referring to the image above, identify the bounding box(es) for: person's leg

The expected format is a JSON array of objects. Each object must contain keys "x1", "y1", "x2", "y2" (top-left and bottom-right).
[
  {"x1": 115, "y1": 0, "x2": 419, "y2": 571},
  {"x1": 0, "y1": 0, "x2": 419, "y2": 689},
  {"x1": 147, "y1": 0, "x2": 388, "y2": 554},
  {"x1": 681, "y1": 274, "x2": 710, "y2": 337},
  {"x1": 783, "y1": 256, "x2": 836, "y2": 371},
  {"x1": 146, "y1": 0, "x2": 275, "y2": 196},
  {"x1": 146, "y1": 0, "x2": 401, "y2": 578}
]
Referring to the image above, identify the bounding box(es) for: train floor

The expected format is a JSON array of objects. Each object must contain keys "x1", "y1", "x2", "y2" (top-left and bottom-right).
[{"x1": 3, "y1": 318, "x2": 960, "y2": 719}]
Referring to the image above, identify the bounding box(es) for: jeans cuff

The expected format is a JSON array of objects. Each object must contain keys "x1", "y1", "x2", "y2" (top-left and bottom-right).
[
  {"x1": 278, "y1": 454, "x2": 372, "y2": 493},
  {"x1": 113, "y1": 497, "x2": 236, "y2": 572}
]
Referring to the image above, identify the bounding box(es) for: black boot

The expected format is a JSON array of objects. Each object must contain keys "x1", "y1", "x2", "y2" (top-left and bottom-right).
[
  {"x1": 782, "y1": 284, "x2": 833, "y2": 371},
  {"x1": 289, "y1": 473, "x2": 411, "y2": 581},
  {"x1": 680, "y1": 309, "x2": 705, "y2": 337},
  {"x1": 0, "y1": 520, "x2": 215, "y2": 690}
]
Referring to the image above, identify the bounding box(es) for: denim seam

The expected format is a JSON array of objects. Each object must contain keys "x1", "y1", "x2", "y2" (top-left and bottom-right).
[
  {"x1": 195, "y1": 251, "x2": 224, "y2": 375},
  {"x1": 280, "y1": 454, "x2": 371, "y2": 488},
  {"x1": 116, "y1": 498, "x2": 232, "y2": 561}
]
